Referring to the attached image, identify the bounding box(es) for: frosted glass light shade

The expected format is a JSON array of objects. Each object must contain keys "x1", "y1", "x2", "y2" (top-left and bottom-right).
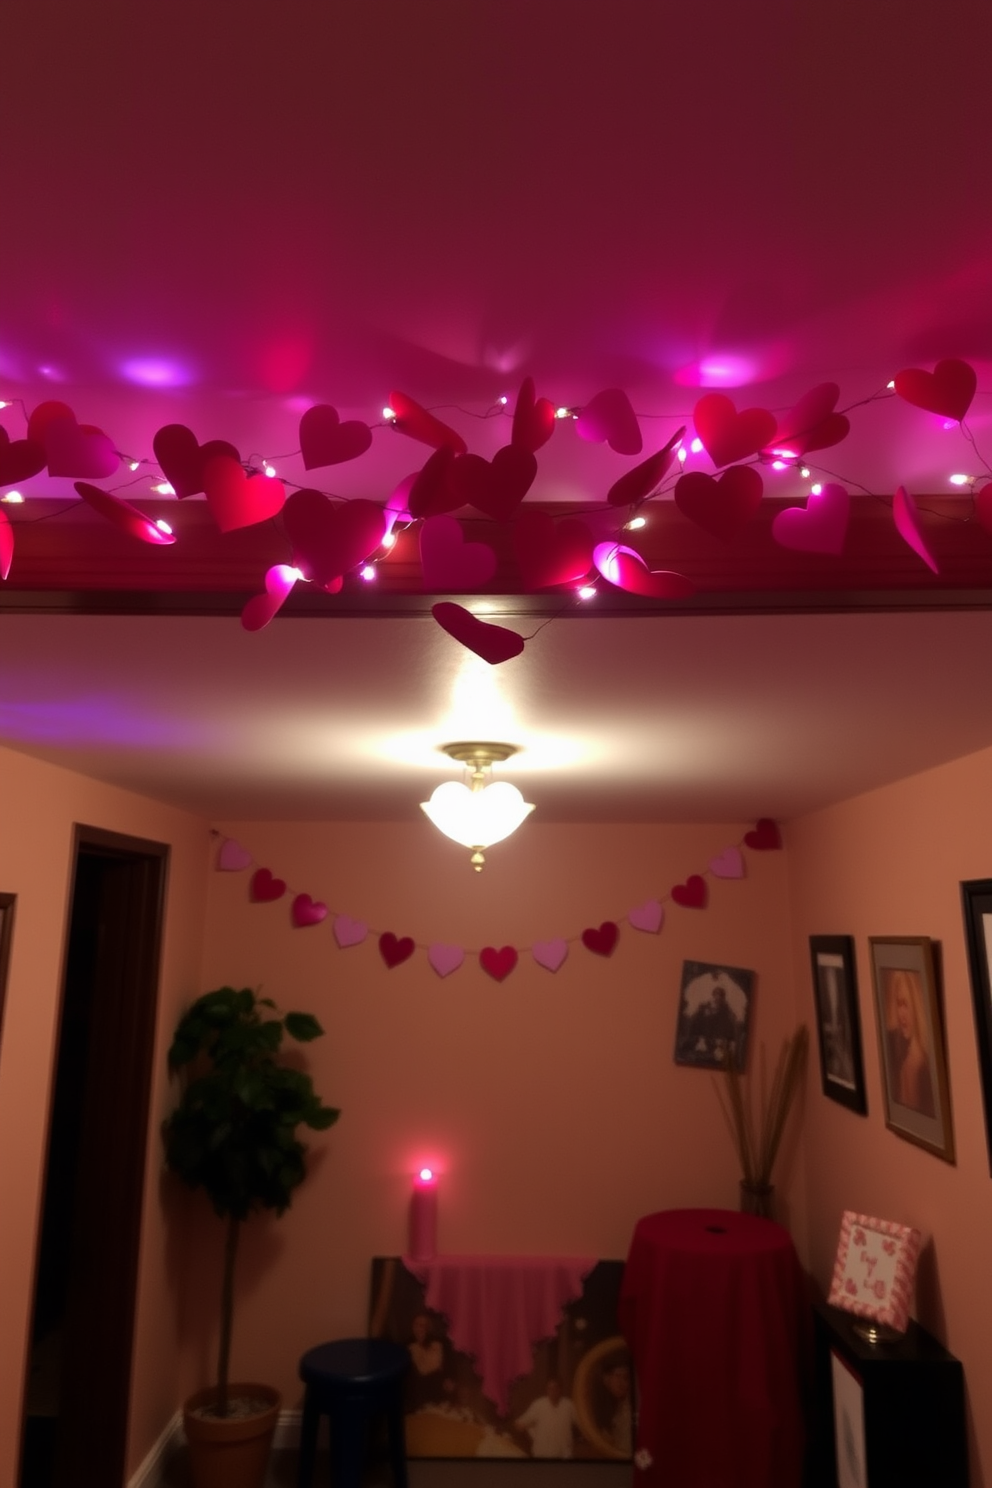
[{"x1": 420, "y1": 780, "x2": 535, "y2": 849}]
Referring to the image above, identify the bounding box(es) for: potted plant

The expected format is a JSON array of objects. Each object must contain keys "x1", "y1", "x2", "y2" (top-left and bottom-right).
[{"x1": 162, "y1": 985, "x2": 339, "y2": 1488}]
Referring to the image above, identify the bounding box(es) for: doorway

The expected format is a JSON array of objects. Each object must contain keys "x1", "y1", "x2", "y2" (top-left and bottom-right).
[{"x1": 20, "y1": 826, "x2": 168, "y2": 1488}]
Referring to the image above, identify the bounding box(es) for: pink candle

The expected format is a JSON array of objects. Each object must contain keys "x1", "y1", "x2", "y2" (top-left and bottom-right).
[{"x1": 409, "y1": 1167, "x2": 438, "y2": 1260}]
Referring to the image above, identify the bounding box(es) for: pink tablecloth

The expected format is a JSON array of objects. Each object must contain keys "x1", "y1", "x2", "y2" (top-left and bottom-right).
[{"x1": 404, "y1": 1253, "x2": 595, "y2": 1415}]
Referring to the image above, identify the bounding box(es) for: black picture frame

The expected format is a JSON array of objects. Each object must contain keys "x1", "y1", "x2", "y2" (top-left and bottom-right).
[
  {"x1": 809, "y1": 935, "x2": 867, "y2": 1115},
  {"x1": 869, "y1": 937, "x2": 954, "y2": 1164},
  {"x1": 0, "y1": 892, "x2": 15, "y2": 1052},
  {"x1": 673, "y1": 960, "x2": 754, "y2": 1071},
  {"x1": 961, "y1": 879, "x2": 992, "y2": 1177}
]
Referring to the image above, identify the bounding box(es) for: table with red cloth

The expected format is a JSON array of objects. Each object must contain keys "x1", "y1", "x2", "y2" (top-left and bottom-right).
[
  {"x1": 618, "y1": 1209, "x2": 809, "y2": 1488},
  {"x1": 404, "y1": 1254, "x2": 595, "y2": 1416}
]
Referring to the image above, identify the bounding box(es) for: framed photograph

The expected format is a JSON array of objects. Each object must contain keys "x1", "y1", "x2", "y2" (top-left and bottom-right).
[
  {"x1": 961, "y1": 879, "x2": 992, "y2": 1176},
  {"x1": 809, "y1": 936, "x2": 867, "y2": 1115},
  {"x1": 0, "y1": 892, "x2": 15, "y2": 1050},
  {"x1": 673, "y1": 960, "x2": 754, "y2": 1071},
  {"x1": 827, "y1": 1210, "x2": 922, "y2": 1333},
  {"x1": 869, "y1": 937, "x2": 954, "y2": 1162}
]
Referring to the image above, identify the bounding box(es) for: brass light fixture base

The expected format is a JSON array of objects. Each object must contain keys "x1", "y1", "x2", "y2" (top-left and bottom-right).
[{"x1": 439, "y1": 741, "x2": 521, "y2": 770}]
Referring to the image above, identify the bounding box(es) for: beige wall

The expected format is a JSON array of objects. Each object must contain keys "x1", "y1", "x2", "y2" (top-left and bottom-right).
[
  {"x1": 192, "y1": 819, "x2": 803, "y2": 1405},
  {"x1": 0, "y1": 744, "x2": 210, "y2": 1486},
  {"x1": 787, "y1": 744, "x2": 992, "y2": 1487}
]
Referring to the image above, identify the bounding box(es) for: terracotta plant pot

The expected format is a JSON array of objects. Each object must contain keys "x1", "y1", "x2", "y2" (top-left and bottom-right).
[{"x1": 183, "y1": 1383, "x2": 281, "y2": 1488}]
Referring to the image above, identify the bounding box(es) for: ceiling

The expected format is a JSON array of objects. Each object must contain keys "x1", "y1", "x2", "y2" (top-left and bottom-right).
[{"x1": 0, "y1": 2, "x2": 990, "y2": 822}]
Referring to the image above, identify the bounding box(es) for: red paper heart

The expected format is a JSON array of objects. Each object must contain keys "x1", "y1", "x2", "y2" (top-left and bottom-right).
[
  {"x1": 379, "y1": 931, "x2": 415, "y2": 968},
  {"x1": 744, "y1": 818, "x2": 781, "y2": 850},
  {"x1": 693, "y1": 394, "x2": 777, "y2": 468},
  {"x1": 607, "y1": 429, "x2": 685, "y2": 507},
  {"x1": 610, "y1": 549, "x2": 697, "y2": 600},
  {"x1": 388, "y1": 390, "x2": 467, "y2": 453},
  {"x1": 480, "y1": 945, "x2": 518, "y2": 981},
  {"x1": 674, "y1": 466, "x2": 763, "y2": 541},
  {"x1": 292, "y1": 893, "x2": 328, "y2": 927},
  {"x1": 0, "y1": 428, "x2": 46, "y2": 485},
  {"x1": 582, "y1": 921, "x2": 619, "y2": 957},
  {"x1": 432, "y1": 602, "x2": 525, "y2": 664},
  {"x1": 74, "y1": 483, "x2": 176, "y2": 545},
  {"x1": 0, "y1": 507, "x2": 12, "y2": 581},
  {"x1": 420, "y1": 515, "x2": 497, "y2": 590},
  {"x1": 450, "y1": 445, "x2": 537, "y2": 521},
  {"x1": 241, "y1": 564, "x2": 299, "y2": 632},
  {"x1": 771, "y1": 482, "x2": 850, "y2": 555},
  {"x1": 892, "y1": 485, "x2": 940, "y2": 574},
  {"x1": 152, "y1": 424, "x2": 241, "y2": 498},
  {"x1": 577, "y1": 388, "x2": 642, "y2": 455},
  {"x1": 36, "y1": 406, "x2": 119, "y2": 479},
  {"x1": 513, "y1": 511, "x2": 593, "y2": 589},
  {"x1": 283, "y1": 489, "x2": 386, "y2": 588},
  {"x1": 202, "y1": 456, "x2": 285, "y2": 533},
  {"x1": 251, "y1": 868, "x2": 286, "y2": 901},
  {"x1": 299, "y1": 404, "x2": 373, "y2": 469},
  {"x1": 671, "y1": 874, "x2": 707, "y2": 908},
  {"x1": 976, "y1": 483, "x2": 992, "y2": 537},
  {"x1": 894, "y1": 359, "x2": 976, "y2": 422},
  {"x1": 407, "y1": 447, "x2": 462, "y2": 519},
  {"x1": 762, "y1": 383, "x2": 849, "y2": 457},
  {"x1": 511, "y1": 377, "x2": 556, "y2": 453}
]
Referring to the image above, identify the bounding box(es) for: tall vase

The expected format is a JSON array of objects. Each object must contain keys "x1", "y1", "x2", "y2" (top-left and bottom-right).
[{"x1": 739, "y1": 1180, "x2": 774, "y2": 1219}]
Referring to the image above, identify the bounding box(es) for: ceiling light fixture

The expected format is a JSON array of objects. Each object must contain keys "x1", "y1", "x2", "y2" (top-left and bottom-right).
[{"x1": 420, "y1": 742, "x2": 535, "y2": 872}]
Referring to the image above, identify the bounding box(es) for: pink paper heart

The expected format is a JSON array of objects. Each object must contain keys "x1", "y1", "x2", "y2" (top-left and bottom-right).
[
  {"x1": 607, "y1": 430, "x2": 685, "y2": 507},
  {"x1": 771, "y1": 482, "x2": 850, "y2": 555},
  {"x1": 480, "y1": 945, "x2": 518, "y2": 981},
  {"x1": 152, "y1": 424, "x2": 240, "y2": 498},
  {"x1": 577, "y1": 389, "x2": 642, "y2": 455},
  {"x1": 333, "y1": 915, "x2": 368, "y2": 948},
  {"x1": 299, "y1": 404, "x2": 373, "y2": 469},
  {"x1": 388, "y1": 390, "x2": 467, "y2": 453},
  {"x1": 744, "y1": 818, "x2": 781, "y2": 850},
  {"x1": 693, "y1": 394, "x2": 777, "y2": 468},
  {"x1": 251, "y1": 868, "x2": 286, "y2": 902},
  {"x1": 292, "y1": 893, "x2": 328, "y2": 928},
  {"x1": 283, "y1": 490, "x2": 386, "y2": 588},
  {"x1": 202, "y1": 456, "x2": 286, "y2": 534},
  {"x1": 709, "y1": 846, "x2": 744, "y2": 879},
  {"x1": 74, "y1": 483, "x2": 176, "y2": 545},
  {"x1": 628, "y1": 899, "x2": 664, "y2": 933},
  {"x1": 674, "y1": 466, "x2": 763, "y2": 542},
  {"x1": 511, "y1": 377, "x2": 556, "y2": 453},
  {"x1": 0, "y1": 427, "x2": 46, "y2": 484},
  {"x1": 420, "y1": 515, "x2": 498, "y2": 590},
  {"x1": 380, "y1": 931, "x2": 415, "y2": 968},
  {"x1": 241, "y1": 564, "x2": 299, "y2": 632},
  {"x1": 217, "y1": 838, "x2": 252, "y2": 871},
  {"x1": 594, "y1": 543, "x2": 696, "y2": 600},
  {"x1": 894, "y1": 359, "x2": 976, "y2": 422},
  {"x1": 513, "y1": 511, "x2": 593, "y2": 589},
  {"x1": 532, "y1": 939, "x2": 568, "y2": 972},
  {"x1": 428, "y1": 943, "x2": 465, "y2": 978},
  {"x1": 0, "y1": 507, "x2": 12, "y2": 581},
  {"x1": 892, "y1": 486, "x2": 940, "y2": 574},
  {"x1": 432, "y1": 603, "x2": 525, "y2": 664},
  {"x1": 671, "y1": 875, "x2": 707, "y2": 908},
  {"x1": 30, "y1": 402, "x2": 119, "y2": 479},
  {"x1": 450, "y1": 445, "x2": 536, "y2": 521},
  {"x1": 582, "y1": 921, "x2": 619, "y2": 957},
  {"x1": 762, "y1": 383, "x2": 849, "y2": 457}
]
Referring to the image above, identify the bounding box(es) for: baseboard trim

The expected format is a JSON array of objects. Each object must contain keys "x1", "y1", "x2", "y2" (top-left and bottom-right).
[{"x1": 127, "y1": 1410, "x2": 183, "y2": 1488}]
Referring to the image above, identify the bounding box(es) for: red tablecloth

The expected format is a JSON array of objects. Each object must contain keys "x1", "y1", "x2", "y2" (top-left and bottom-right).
[
  {"x1": 619, "y1": 1209, "x2": 808, "y2": 1488},
  {"x1": 404, "y1": 1253, "x2": 595, "y2": 1415}
]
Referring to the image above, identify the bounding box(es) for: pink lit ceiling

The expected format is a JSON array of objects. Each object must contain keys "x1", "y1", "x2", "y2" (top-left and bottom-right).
[{"x1": 0, "y1": 3, "x2": 990, "y2": 821}]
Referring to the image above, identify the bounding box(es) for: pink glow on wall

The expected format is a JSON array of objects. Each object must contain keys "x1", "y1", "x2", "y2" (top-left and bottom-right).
[{"x1": 119, "y1": 357, "x2": 192, "y2": 389}]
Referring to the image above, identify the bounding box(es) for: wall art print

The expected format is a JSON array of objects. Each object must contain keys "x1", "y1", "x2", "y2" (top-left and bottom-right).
[
  {"x1": 827, "y1": 1210, "x2": 922, "y2": 1334},
  {"x1": 809, "y1": 935, "x2": 867, "y2": 1115},
  {"x1": 674, "y1": 960, "x2": 754, "y2": 1071},
  {"x1": 869, "y1": 937, "x2": 954, "y2": 1162}
]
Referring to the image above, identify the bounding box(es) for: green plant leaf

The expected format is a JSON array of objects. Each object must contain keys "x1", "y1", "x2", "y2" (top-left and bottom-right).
[{"x1": 284, "y1": 1011, "x2": 324, "y2": 1042}]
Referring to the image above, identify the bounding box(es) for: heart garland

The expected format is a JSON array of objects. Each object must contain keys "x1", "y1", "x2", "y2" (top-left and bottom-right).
[{"x1": 221, "y1": 820, "x2": 779, "y2": 975}]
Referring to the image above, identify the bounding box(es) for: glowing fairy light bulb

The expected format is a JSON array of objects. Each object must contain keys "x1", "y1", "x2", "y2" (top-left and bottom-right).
[
  {"x1": 811, "y1": 483, "x2": 822, "y2": 496},
  {"x1": 771, "y1": 460, "x2": 787, "y2": 471},
  {"x1": 264, "y1": 464, "x2": 277, "y2": 478},
  {"x1": 155, "y1": 519, "x2": 173, "y2": 534},
  {"x1": 2, "y1": 490, "x2": 24, "y2": 503},
  {"x1": 556, "y1": 406, "x2": 570, "y2": 420},
  {"x1": 886, "y1": 380, "x2": 895, "y2": 390},
  {"x1": 800, "y1": 466, "x2": 811, "y2": 479},
  {"x1": 382, "y1": 406, "x2": 396, "y2": 421},
  {"x1": 948, "y1": 473, "x2": 969, "y2": 486},
  {"x1": 690, "y1": 437, "x2": 703, "y2": 453},
  {"x1": 381, "y1": 531, "x2": 396, "y2": 548},
  {"x1": 625, "y1": 516, "x2": 646, "y2": 530},
  {"x1": 677, "y1": 446, "x2": 688, "y2": 463},
  {"x1": 154, "y1": 481, "x2": 175, "y2": 496},
  {"x1": 360, "y1": 564, "x2": 376, "y2": 581},
  {"x1": 129, "y1": 460, "x2": 141, "y2": 471}
]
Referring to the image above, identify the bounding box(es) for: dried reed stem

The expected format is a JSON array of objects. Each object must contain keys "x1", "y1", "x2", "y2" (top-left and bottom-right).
[{"x1": 714, "y1": 1025, "x2": 808, "y2": 1188}]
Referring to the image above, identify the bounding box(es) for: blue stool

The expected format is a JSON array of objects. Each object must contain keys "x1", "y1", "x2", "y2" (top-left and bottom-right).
[{"x1": 298, "y1": 1337, "x2": 409, "y2": 1488}]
